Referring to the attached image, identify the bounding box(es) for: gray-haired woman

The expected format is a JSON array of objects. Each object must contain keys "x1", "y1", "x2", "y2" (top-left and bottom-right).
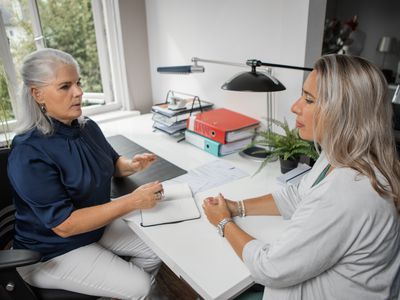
[
  {"x1": 8, "y1": 48, "x2": 163, "y2": 299},
  {"x1": 203, "y1": 55, "x2": 400, "y2": 300}
]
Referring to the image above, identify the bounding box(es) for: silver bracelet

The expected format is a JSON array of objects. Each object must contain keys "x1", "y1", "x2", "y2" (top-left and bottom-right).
[
  {"x1": 236, "y1": 201, "x2": 242, "y2": 217},
  {"x1": 237, "y1": 200, "x2": 246, "y2": 218}
]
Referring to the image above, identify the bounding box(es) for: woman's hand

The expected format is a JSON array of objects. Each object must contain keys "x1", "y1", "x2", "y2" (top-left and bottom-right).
[
  {"x1": 129, "y1": 181, "x2": 163, "y2": 209},
  {"x1": 204, "y1": 195, "x2": 238, "y2": 216},
  {"x1": 202, "y1": 193, "x2": 232, "y2": 226},
  {"x1": 114, "y1": 154, "x2": 157, "y2": 177},
  {"x1": 130, "y1": 153, "x2": 157, "y2": 172},
  {"x1": 226, "y1": 199, "x2": 240, "y2": 217}
]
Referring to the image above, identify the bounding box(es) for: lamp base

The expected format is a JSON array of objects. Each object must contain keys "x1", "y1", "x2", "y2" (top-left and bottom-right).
[{"x1": 239, "y1": 146, "x2": 276, "y2": 162}]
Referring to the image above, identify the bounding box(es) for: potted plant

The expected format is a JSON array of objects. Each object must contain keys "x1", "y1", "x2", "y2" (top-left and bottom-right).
[{"x1": 251, "y1": 118, "x2": 319, "y2": 174}]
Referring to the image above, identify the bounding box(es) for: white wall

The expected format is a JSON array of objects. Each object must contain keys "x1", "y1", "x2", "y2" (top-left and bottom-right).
[{"x1": 145, "y1": 0, "x2": 326, "y2": 126}]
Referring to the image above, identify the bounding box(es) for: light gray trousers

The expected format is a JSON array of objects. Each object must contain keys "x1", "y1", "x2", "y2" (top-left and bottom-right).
[{"x1": 17, "y1": 218, "x2": 162, "y2": 300}]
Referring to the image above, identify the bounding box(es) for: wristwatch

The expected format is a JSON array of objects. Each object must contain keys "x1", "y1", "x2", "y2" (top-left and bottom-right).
[{"x1": 217, "y1": 218, "x2": 233, "y2": 237}]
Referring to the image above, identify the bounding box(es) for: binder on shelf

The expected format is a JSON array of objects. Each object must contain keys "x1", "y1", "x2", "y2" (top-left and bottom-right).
[
  {"x1": 185, "y1": 130, "x2": 252, "y2": 156},
  {"x1": 225, "y1": 125, "x2": 259, "y2": 142},
  {"x1": 187, "y1": 108, "x2": 260, "y2": 144}
]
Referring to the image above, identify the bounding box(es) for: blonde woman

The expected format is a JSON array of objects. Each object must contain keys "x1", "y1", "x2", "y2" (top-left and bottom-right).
[{"x1": 203, "y1": 55, "x2": 400, "y2": 300}]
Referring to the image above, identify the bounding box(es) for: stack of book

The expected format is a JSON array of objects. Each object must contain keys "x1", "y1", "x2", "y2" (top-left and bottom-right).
[
  {"x1": 184, "y1": 108, "x2": 260, "y2": 156},
  {"x1": 151, "y1": 98, "x2": 213, "y2": 136}
]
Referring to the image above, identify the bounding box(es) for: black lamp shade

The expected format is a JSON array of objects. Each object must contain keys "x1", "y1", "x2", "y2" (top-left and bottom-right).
[{"x1": 221, "y1": 71, "x2": 286, "y2": 92}]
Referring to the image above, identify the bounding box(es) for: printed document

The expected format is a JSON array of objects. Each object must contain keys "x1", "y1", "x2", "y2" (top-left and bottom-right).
[{"x1": 166, "y1": 160, "x2": 249, "y2": 194}]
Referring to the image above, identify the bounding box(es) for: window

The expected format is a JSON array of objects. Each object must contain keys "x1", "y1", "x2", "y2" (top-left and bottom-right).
[
  {"x1": 0, "y1": 0, "x2": 128, "y2": 127},
  {"x1": 0, "y1": 62, "x2": 12, "y2": 121},
  {"x1": 37, "y1": 1, "x2": 104, "y2": 95}
]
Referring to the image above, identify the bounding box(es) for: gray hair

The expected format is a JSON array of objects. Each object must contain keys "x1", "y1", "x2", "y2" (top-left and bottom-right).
[
  {"x1": 16, "y1": 48, "x2": 84, "y2": 135},
  {"x1": 313, "y1": 54, "x2": 400, "y2": 212}
]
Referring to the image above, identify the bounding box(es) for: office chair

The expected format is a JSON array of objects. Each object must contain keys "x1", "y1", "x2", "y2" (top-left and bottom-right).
[{"x1": 0, "y1": 148, "x2": 98, "y2": 300}]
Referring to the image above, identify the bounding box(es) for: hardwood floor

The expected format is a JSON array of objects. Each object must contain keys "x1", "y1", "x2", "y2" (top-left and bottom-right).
[{"x1": 154, "y1": 263, "x2": 199, "y2": 299}]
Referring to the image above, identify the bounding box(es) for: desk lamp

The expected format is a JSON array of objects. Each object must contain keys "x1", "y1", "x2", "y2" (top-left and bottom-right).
[
  {"x1": 377, "y1": 36, "x2": 397, "y2": 83},
  {"x1": 157, "y1": 57, "x2": 312, "y2": 159},
  {"x1": 377, "y1": 36, "x2": 396, "y2": 68}
]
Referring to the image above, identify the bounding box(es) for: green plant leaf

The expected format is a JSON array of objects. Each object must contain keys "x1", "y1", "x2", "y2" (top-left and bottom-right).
[{"x1": 252, "y1": 117, "x2": 319, "y2": 175}]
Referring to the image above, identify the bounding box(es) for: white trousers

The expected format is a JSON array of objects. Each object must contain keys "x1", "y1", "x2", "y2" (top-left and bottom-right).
[{"x1": 17, "y1": 218, "x2": 162, "y2": 300}]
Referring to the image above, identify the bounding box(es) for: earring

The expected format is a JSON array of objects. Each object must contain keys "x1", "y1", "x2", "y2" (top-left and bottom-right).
[{"x1": 40, "y1": 103, "x2": 46, "y2": 113}]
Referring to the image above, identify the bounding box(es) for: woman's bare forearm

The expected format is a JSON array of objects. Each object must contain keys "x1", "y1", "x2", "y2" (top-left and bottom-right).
[
  {"x1": 224, "y1": 222, "x2": 255, "y2": 259},
  {"x1": 242, "y1": 194, "x2": 281, "y2": 216},
  {"x1": 114, "y1": 156, "x2": 134, "y2": 177},
  {"x1": 52, "y1": 194, "x2": 135, "y2": 238}
]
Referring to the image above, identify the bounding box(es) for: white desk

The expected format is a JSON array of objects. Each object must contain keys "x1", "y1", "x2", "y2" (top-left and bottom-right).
[{"x1": 98, "y1": 114, "x2": 288, "y2": 300}]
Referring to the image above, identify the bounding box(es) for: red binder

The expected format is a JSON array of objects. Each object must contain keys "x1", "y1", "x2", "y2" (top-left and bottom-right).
[{"x1": 186, "y1": 108, "x2": 260, "y2": 144}]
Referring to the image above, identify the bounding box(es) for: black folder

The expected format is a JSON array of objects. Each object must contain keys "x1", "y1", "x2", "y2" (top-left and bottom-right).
[{"x1": 107, "y1": 135, "x2": 187, "y2": 198}]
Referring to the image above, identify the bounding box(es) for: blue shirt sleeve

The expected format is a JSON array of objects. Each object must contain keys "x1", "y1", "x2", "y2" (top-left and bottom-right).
[{"x1": 8, "y1": 143, "x2": 73, "y2": 229}]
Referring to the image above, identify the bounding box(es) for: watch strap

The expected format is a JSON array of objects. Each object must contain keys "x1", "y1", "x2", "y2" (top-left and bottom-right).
[{"x1": 217, "y1": 217, "x2": 233, "y2": 237}]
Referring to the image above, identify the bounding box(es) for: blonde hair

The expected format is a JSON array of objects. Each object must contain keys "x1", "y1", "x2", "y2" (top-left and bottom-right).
[
  {"x1": 313, "y1": 54, "x2": 400, "y2": 213},
  {"x1": 16, "y1": 48, "x2": 84, "y2": 135}
]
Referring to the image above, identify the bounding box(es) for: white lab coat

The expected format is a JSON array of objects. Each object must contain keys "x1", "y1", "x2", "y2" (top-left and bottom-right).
[{"x1": 243, "y1": 152, "x2": 400, "y2": 300}]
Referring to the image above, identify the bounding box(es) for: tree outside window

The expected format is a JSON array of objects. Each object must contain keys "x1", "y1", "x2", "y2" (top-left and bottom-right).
[
  {"x1": 0, "y1": 64, "x2": 12, "y2": 120},
  {"x1": 0, "y1": 0, "x2": 104, "y2": 120},
  {"x1": 37, "y1": 0, "x2": 102, "y2": 95}
]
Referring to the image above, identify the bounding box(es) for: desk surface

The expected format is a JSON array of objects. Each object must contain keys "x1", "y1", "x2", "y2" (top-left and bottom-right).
[{"x1": 99, "y1": 114, "x2": 287, "y2": 300}]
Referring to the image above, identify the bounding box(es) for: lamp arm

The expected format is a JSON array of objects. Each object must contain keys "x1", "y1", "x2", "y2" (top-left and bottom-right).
[
  {"x1": 247, "y1": 59, "x2": 313, "y2": 72},
  {"x1": 192, "y1": 57, "x2": 247, "y2": 68},
  {"x1": 157, "y1": 57, "x2": 312, "y2": 74},
  {"x1": 191, "y1": 57, "x2": 312, "y2": 71}
]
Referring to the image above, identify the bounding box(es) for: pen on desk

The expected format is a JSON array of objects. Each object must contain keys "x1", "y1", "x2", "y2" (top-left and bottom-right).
[{"x1": 286, "y1": 168, "x2": 311, "y2": 182}]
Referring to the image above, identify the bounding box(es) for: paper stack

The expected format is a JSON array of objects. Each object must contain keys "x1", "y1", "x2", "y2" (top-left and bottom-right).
[{"x1": 151, "y1": 98, "x2": 213, "y2": 137}]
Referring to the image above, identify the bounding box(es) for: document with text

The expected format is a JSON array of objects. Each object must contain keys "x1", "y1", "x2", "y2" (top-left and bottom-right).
[{"x1": 166, "y1": 160, "x2": 249, "y2": 194}]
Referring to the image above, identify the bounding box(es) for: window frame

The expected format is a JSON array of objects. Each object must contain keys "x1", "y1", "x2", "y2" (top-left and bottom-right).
[
  {"x1": 0, "y1": 11, "x2": 18, "y2": 119},
  {"x1": 0, "y1": 0, "x2": 130, "y2": 128}
]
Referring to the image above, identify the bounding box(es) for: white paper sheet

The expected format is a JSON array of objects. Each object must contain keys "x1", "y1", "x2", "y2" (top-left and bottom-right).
[{"x1": 165, "y1": 160, "x2": 248, "y2": 194}]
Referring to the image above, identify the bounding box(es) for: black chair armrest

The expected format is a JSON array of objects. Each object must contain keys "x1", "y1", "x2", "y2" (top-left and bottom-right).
[{"x1": 0, "y1": 249, "x2": 41, "y2": 270}]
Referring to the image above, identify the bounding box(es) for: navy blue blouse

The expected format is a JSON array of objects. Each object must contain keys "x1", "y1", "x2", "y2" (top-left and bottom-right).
[{"x1": 8, "y1": 118, "x2": 120, "y2": 261}]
